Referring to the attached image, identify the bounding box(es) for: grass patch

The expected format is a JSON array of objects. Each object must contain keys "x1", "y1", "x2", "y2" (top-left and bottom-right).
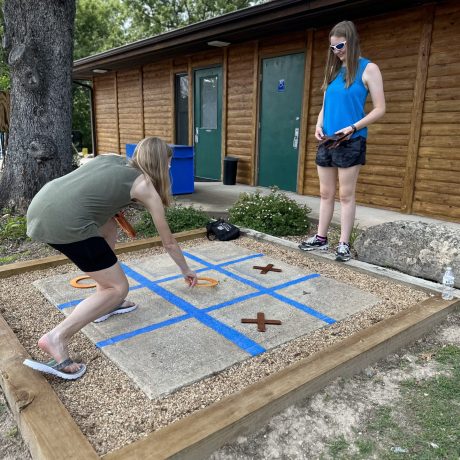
[
  {"x1": 134, "y1": 203, "x2": 209, "y2": 238},
  {"x1": 358, "y1": 345, "x2": 460, "y2": 459},
  {"x1": 0, "y1": 254, "x2": 21, "y2": 264},
  {"x1": 327, "y1": 434, "x2": 349, "y2": 458}
]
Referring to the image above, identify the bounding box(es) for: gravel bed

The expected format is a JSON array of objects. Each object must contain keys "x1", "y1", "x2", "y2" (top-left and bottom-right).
[{"x1": 0, "y1": 235, "x2": 429, "y2": 455}]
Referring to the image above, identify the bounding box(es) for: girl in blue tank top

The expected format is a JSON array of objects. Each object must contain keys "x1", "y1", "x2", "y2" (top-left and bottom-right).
[{"x1": 299, "y1": 21, "x2": 385, "y2": 262}]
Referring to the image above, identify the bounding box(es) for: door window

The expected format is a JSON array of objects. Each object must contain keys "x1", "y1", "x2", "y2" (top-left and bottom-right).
[{"x1": 200, "y1": 76, "x2": 217, "y2": 129}]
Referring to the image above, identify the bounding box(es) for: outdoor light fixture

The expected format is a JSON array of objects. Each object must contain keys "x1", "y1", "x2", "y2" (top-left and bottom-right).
[
  {"x1": 92, "y1": 69, "x2": 109, "y2": 74},
  {"x1": 207, "y1": 40, "x2": 231, "y2": 47}
]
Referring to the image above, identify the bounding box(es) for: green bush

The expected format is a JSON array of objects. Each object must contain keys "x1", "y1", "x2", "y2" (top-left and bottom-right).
[
  {"x1": 135, "y1": 203, "x2": 209, "y2": 237},
  {"x1": 0, "y1": 212, "x2": 28, "y2": 242},
  {"x1": 228, "y1": 188, "x2": 311, "y2": 236}
]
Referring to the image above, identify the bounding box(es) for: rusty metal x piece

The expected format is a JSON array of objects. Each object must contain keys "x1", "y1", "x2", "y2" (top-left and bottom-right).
[
  {"x1": 241, "y1": 312, "x2": 282, "y2": 332},
  {"x1": 253, "y1": 264, "x2": 282, "y2": 274}
]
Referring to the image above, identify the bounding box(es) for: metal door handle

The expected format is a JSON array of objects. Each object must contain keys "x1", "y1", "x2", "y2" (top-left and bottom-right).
[
  {"x1": 292, "y1": 128, "x2": 299, "y2": 149},
  {"x1": 195, "y1": 127, "x2": 199, "y2": 143}
]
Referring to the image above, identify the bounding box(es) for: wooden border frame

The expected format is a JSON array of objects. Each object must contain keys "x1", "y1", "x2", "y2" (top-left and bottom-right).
[{"x1": 1, "y1": 235, "x2": 458, "y2": 459}]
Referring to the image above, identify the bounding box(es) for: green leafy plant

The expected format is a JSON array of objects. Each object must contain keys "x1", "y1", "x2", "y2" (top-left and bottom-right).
[
  {"x1": 0, "y1": 212, "x2": 28, "y2": 242},
  {"x1": 228, "y1": 187, "x2": 311, "y2": 236},
  {"x1": 134, "y1": 203, "x2": 209, "y2": 237}
]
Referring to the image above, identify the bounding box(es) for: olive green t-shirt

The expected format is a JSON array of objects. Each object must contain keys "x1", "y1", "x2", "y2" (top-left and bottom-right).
[{"x1": 27, "y1": 154, "x2": 142, "y2": 244}]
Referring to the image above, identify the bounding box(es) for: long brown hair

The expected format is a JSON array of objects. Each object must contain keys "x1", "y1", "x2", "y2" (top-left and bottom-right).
[
  {"x1": 321, "y1": 21, "x2": 361, "y2": 92},
  {"x1": 130, "y1": 137, "x2": 172, "y2": 206}
]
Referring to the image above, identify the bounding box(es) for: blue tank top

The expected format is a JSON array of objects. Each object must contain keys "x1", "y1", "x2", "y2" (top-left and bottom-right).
[{"x1": 323, "y1": 57, "x2": 370, "y2": 138}]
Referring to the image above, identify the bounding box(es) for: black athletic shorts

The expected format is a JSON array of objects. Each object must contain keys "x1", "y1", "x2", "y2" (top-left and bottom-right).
[
  {"x1": 316, "y1": 136, "x2": 366, "y2": 168},
  {"x1": 49, "y1": 237, "x2": 118, "y2": 273}
]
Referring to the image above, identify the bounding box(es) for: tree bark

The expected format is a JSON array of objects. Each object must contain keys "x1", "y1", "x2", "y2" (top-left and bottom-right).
[{"x1": 0, "y1": 0, "x2": 76, "y2": 212}]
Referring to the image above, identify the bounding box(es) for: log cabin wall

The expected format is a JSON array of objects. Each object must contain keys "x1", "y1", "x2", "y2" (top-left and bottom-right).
[
  {"x1": 413, "y1": 1, "x2": 460, "y2": 220},
  {"x1": 93, "y1": 73, "x2": 119, "y2": 154},
  {"x1": 116, "y1": 69, "x2": 144, "y2": 155},
  {"x1": 226, "y1": 42, "x2": 258, "y2": 185},
  {"x1": 91, "y1": 0, "x2": 459, "y2": 222}
]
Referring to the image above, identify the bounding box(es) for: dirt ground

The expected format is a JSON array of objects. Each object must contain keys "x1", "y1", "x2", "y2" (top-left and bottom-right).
[
  {"x1": 0, "y1": 234, "x2": 456, "y2": 459},
  {"x1": 2, "y1": 312, "x2": 458, "y2": 460}
]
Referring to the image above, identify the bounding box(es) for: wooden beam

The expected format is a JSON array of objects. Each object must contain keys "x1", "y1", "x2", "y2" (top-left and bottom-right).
[
  {"x1": 0, "y1": 314, "x2": 100, "y2": 460},
  {"x1": 188, "y1": 57, "x2": 193, "y2": 147},
  {"x1": 250, "y1": 41, "x2": 259, "y2": 186},
  {"x1": 140, "y1": 68, "x2": 145, "y2": 139},
  {"x1": 401, "y1": 4, "x2": 434, "y2": 213},
  {"x1": 297, "y1": 30, "x2": 313, "y2": 195},
  {"x1": 104, "y1": 295, "x2": 459, "y2": 460},
  {"x1": 170, "y1": 59, "x2": 175, "y2": 144},
  {"x1": 221, "y1": 47, "x2": 228, "y2": 181},
  {"x1": 0, "y1": 229, "x2": 206, "y2": 279},
  {"x1": 114, "y1": 72, "x2": 120, "y2": 154}
]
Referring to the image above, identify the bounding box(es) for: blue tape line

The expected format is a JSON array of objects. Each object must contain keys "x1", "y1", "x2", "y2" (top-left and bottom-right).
[
  {"x1": 96, "y1": 313, "x2": 191, "y2": 347},
  {"x1": 117, "y1": 263, "x2": 265, "y2": 356},
  {"x1": 184, "y1": 252, "x2": 335, "y2": 323}
]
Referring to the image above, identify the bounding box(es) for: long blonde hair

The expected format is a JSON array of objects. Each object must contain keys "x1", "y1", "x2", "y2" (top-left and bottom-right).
[
  {"x1": 321, "y1": 21, "x2": 361, "y2": 92},
  {"x1": 130, "y1": 137, "x2": 172, "y2": 206}
]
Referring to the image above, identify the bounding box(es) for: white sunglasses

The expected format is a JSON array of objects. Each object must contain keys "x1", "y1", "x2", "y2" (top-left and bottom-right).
[{"x1": 330, "y1": 41, "x2": 346, "y2": 52}]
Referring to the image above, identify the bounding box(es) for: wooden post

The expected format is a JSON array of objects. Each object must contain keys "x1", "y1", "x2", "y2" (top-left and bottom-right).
[
  {"x1": 188, "y1": 57, "x2": 193, "y2": 147},
  {"x1": 250, "y1": 41, "x2": 260, "y2": 186},
  {"x1": 297, "y1": 30, "x2": 313, "y2": 195},
  {"x1": 401, "y1": 4, "x2": 434, "y2": 213},
  {"x1": 140, "y1": 68, "x2": 145, "y2": 139},
  {"x1": 221, "y1": 47, "x2": 228, "y2": 180},
  {"x1": 114, "y1": 72, "x2": 120, "y2": 154}
]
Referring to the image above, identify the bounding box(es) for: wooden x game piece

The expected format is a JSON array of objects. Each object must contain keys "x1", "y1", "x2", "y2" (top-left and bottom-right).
[
  {"x1": 252, "y1": 264, "x2": 282, "y2": 274},
  {"x1": 241, "y1": 312, "x2": 282, "y2": 332}
]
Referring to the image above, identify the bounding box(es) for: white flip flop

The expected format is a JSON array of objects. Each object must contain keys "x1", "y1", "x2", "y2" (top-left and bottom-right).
[
  {"x1": 23, "y1": 358, "x2": 86, "y2": 380},
  {"x1": 93, "y1": 302, "x2": 137, "y2": 323}
]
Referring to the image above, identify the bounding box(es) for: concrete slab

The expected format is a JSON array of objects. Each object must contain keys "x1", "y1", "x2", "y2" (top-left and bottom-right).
[{"x1": 33, "y1": 241, "x2": 380, "y2": 399}]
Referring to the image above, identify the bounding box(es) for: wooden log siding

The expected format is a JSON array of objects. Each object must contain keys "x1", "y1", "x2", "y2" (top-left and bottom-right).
[
  {"x1": 94, "y1": 74, "x2": 119, "y2": 154},
  {"x1": 226, "y1": 43, "x2": 258, "y2": 184},
  {"x1": 143, "y1": 61, "x2": 173, "y2": 141},
  {"x1": 90, "y1": 0, "x2": 459, "y2": 221},
  {"x1": 413, "y1": 1, "x2": 460, "y2": 221},
  {"x1": 117, "y1": 69, "x2": 144, "y2": 154}
]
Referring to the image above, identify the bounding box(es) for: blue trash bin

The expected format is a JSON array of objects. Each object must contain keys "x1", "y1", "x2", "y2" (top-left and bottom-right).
[
  {"x1": 170, "y1": 145, "x2": 194, "y2": 195},
  {"x1": 126, "y1": 143, "x2": 136, "y2": 159},
  {"x1": 125, "y1": 143, "x2": 194, "y2": 195}
]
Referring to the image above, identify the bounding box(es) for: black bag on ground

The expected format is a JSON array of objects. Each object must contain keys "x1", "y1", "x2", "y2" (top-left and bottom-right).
[{"x1": 206, "y1": 219, "x2": 240, "y2": 241}]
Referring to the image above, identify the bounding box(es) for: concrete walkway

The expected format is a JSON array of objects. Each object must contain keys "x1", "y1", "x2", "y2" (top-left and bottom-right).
[{"x1": 175, "y1": 182, "x2": 460, "y2": 231}]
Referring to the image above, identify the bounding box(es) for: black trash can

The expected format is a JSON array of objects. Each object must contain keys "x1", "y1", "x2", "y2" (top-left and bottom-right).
[{"x1": 223, "y1": 156, "x2": 238, "y2": 185}]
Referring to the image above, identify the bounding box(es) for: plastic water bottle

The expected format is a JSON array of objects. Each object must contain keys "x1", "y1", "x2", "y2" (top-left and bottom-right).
[{"x1": 442, "y1": 267, "x2": 455, "y2": 300}]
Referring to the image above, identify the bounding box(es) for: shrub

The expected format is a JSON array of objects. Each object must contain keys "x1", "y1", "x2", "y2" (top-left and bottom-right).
[
  {"x1": 228, "y1": 188, "x2": 311, "y2": 236},
  {"x1": 135, "y1": 203, "x2": 209, "y2": 237},
  {"x1": 0, "y1": 212, "x2": 28, "y2": 242}
]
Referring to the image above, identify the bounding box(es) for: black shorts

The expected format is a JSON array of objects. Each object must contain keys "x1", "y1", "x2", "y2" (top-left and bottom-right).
[
  {"x1": 49, "y1": 237, "x2": 118, "y2": 273},
  {"x1": 316, "y1": 136, "x2": 366, "y2": 168}
]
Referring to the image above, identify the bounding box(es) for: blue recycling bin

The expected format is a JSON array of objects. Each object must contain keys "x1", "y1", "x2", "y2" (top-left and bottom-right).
[{"x1": 125, "y1": 143, "x2": 194, "y2": 195}]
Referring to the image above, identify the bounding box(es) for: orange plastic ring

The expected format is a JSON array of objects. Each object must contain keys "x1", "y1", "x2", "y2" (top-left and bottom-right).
[
  {"x1": 114, "y1": 212, "x2": 136, "y2": 238},
  {"x1": 195, "y1": 277, "x2": 219, "y2": 287},
  {"x1": 70, "y1": 275, "x2": 97, "y2": 289}
]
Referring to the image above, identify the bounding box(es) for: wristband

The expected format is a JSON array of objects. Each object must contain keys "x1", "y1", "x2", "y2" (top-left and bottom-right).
[{"x1": 351, "y1": 124, "x2": 357, "y2": 133}]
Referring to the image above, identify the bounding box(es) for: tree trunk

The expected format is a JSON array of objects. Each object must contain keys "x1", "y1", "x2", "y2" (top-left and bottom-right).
[{"x1": 0, "y1": 0, "x2": 76, "y2": 213}]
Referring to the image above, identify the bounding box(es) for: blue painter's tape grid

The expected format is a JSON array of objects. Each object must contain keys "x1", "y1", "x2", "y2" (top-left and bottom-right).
[{"x1": 57, "y1": 251, "x2": 336, "y2": 356}]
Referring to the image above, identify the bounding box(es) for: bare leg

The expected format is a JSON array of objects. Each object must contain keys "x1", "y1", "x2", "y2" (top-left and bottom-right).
[
  {"x1": 316, "y1": 166, "x2": 338, "y2": 237},
  {"x1": 38, "y1": 262, "x2": 129, "y2": 373},
  {"x1": 338, "y1": 165, "x2": 361, "y2": 242}
]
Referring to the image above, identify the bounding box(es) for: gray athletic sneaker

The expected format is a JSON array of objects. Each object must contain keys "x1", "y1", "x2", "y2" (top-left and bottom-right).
[
  {"x1": 335, "y1": 242, "x2": 351, "y2": 262},
  {"x1": 299, "y1": 235, "x2": 329, "y2": 251}
]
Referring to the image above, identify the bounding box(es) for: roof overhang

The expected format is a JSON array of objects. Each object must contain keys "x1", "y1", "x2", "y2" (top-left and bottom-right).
[{"x1": 73, "y1": 0, "x2": 438, "y2": 80}]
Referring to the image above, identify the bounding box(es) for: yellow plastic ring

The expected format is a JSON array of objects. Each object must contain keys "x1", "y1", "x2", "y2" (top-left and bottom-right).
[
  {"x1": 195, "y1": 277, "x2": 218, "y2": 287},
  {"x1": 70, "y1": 275, "x2": 97, "y2": 289}
]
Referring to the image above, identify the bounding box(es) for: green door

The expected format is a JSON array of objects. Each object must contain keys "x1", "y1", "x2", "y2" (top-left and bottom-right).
[
  {"x1": 258, "y1": 53, "x2": 305, "y2": 191},
  {"x1": 194, "y1": 67, "x2": 222, "y2": 180}
]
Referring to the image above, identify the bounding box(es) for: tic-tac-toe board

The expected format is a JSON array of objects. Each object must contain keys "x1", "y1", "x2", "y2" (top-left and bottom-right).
[{"x1": 34, "y1": 242, "x2": 380, "y2": 399}]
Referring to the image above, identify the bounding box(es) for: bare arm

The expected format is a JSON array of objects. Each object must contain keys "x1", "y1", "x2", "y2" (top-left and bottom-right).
[
  {"x1": 130, "y1": 176, "x2": 197, "y2": 286},
  {"x1": 315, "y1": 93, "x2": 326, "y2": 140}
]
